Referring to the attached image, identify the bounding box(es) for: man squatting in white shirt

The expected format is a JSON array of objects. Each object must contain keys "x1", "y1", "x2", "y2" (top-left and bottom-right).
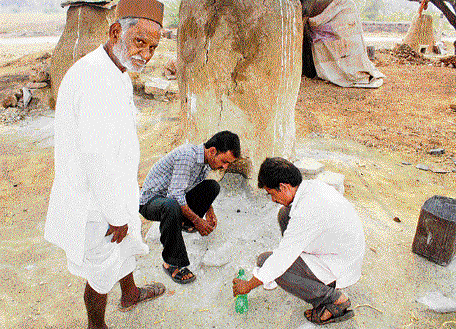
[
  {"x1": 44, "y1": 0, "x2": 167, "y2": 328},
  {"x1": 232, "y1": 157, "x2": 365, "y2": 325}
]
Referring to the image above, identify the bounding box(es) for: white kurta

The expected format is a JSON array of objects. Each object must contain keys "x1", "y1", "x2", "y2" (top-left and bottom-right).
[
  {"x1": 253, "y1": 180, "x2": 365, "y2": 289},
  {"x1": 45, "y1": 46, "x2": 148, "y2": 277}
]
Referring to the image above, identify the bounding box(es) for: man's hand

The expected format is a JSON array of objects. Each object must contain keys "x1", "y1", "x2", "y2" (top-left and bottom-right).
[
  {"x1": 105, "y1": 223, "x2": 128, "y2": 243},
  {"x1": 232, "y1": 276, "x2": 263, "y2": 296},
  {"x1": 232, "y1": 278, "x2": 252, "y2": 296},
  {"x1": 193, "y1": 217, "x2": 214, "y2": 236},
  {"x1": 205, "y1": 206, "x2": 217, "y2": 229},
  {"x1": 181, "y1": 204, "x2": 214, "y2": 236}
]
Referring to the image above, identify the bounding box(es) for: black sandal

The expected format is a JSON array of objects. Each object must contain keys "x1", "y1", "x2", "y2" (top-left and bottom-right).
[
  {"x1": 162, "y1": 264, "x2": 196, "y2": 284},
  {"x1": 306, "y1": 299, "x2": 354, "y2": 325}
]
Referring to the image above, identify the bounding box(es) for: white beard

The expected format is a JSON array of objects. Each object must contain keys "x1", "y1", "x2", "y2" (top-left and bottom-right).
[{"x1": 112, "y1": 37, "x2": 146, "y2": 73}]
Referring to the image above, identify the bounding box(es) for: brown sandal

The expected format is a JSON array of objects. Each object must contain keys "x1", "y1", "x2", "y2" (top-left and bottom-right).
[
  {"x1": 306, "y1": 299, "x2": 354, "y2": 325},
  {"x1": 118, "y1": 282, "x2": 166, "y2": 312}
]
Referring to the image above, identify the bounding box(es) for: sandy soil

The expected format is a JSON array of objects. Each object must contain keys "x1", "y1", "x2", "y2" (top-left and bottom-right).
[{"x1": 1, "y1": 15, "x2": 456, "y2": 328}]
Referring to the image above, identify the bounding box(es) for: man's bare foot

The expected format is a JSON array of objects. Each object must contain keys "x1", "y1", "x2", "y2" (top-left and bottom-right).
[{"x1": 163, "y1": 262, "x2": 194, "y2": 281}]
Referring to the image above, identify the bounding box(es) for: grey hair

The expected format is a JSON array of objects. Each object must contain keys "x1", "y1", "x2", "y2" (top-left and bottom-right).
[{"x1": 117, "y1": 17, "x2": 140, "y2": 37}]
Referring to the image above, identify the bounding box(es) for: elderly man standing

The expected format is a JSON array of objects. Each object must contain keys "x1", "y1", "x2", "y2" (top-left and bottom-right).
[
  {"x1": 233, "y1": 157, "x2": 365, "y2": 325},
  {"x1": 45, "y1": 0, "x2": 166, "y2": 327}
]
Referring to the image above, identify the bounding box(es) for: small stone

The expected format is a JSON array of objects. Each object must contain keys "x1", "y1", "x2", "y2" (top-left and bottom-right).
[
  {"x1": 29, "y1": 65, "x2": 50, "y2": 83},
  {"x1": 393, "y1": 217, "x2": 401, "y2": 223},
  {"x1": 1, "y1": 107, "x2": 24, "y2": 124},
  {"x1": 431, "y1": 168, "x2": 450, "y2": 174},
  {"x1": 429, "y1": 148, "x2": 445, "y2": 155},
  {"x1": 36, "y1": 52, "x2": 51, "y2": 61},
  {"x1": 167, "y1": 81, "x2": 179, "y2": 94},
  {"x1": 26, "y1": 82, "x2": 48, "y2": 89},
  {"x1": 417, "y1": 291, "x2": 456, "y2": 313},
  {"x1": 317, "y1": 171, "x2": 345, "y2": 194},
  {"x1": 22, "y1": 87, "x2": 32, "y2": 108},
  {"x1": 236, "y1": 209, "x2": 240, "y2": 213},
  {"x1": 161, "y1": 29, "x2": 172, "y2": 39},
  {"x1": 416, "y1": 164, "x2": 430, "y2": 171},
  {"x1": 164, "y1": 57, "x2": 177, "y2": 75},
  {"x1": 144, "y1": 77, "x2": 171, "y2": 96},
  {"x1": 165, "y1": 74, "x2": 177, "y2": 81},
  {"x1": 294, "y1": 158, "x2": 325, "y2": 177},
  {"x1": 307, "y1": 132, "x2": 320, "y2": 139},
  {"x1": 1, "y1": 93, "x2": 17, "y2": 108},
  {"x1": 14, "y1": 89, "x2": 23, "y2": 99}
]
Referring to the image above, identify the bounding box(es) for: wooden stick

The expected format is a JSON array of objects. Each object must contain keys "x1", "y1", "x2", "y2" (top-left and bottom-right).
[{"x1": 354, "y1": 304, "x2": 383, "y2": 313}]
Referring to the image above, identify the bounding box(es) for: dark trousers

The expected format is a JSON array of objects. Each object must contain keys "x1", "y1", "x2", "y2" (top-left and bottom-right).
[
  {"x1": 257, "y1": 206, "x2": 341, "y2": 309},
  {"x1": 139, "y1": 180, "x2": 220, "y2": 268}
]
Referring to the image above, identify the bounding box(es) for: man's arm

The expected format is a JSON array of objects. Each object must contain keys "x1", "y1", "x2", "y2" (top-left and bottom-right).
[
  {"x1": 181, "y1": 204, "x2": 214, "y2": 236},
  {"x1": 166, "y1": 150, "x2": 215, "y2": 236},
  {"x1": 81, "y1": 153, "x2": 131, "y2": 243},
  {"x1": 232, "y1": 276, "x2": 263, "y2": 296},
  {"x1": 78, "y1": 76, "x2": 134, "y2": 243}
]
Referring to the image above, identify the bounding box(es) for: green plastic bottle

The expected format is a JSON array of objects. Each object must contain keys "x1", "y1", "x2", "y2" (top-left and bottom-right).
[{"x1": 235, "y1": 268, "x2": 249, "y2": 314}]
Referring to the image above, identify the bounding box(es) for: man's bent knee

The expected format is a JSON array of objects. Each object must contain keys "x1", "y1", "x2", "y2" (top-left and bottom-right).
[
  {"x1": 256, "y1": 251, "x2": 273, "y2": 267},
  {"x1": 206, "y1": 179, "x2": 221, "y2": 195}
]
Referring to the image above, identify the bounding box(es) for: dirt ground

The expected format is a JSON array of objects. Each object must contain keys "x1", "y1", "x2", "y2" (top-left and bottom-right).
[{"x1": 1, "y1": 14, "x2": 456, "y2": 328}]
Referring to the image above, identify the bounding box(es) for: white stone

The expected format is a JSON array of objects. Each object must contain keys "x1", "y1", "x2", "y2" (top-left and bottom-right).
[
  {"x1": 144, "y1": 77, "x2": 171, "y2": 95},
  {"x1": 416, "y1": 291, "x2": 456, "y2": 313},
  {"x1": 416, "y1": 164, "x2": 430, "y2": 171},
  {"x1": 22, "y1": 87, "x2": 32, "y2": 108},
  {"x1": 294, "y1": 158, "x2": 325, "y2": 177},
  {"x1": 167, "y1": 81, "x2": 179, "y2": 94},
  {"x1": 316, "y1": 171, "x2": 345, "y2": 194},
  {"x1": 201, "y1": 242, "x2": 233, "y2": 267}
]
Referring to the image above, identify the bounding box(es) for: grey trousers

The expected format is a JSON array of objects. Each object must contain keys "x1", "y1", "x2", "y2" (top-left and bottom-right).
[{"x1": 256, "y1": 206, "x2": 341, "y2": 309}]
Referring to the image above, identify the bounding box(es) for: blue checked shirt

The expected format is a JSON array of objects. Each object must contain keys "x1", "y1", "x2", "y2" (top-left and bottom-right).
[{"x1": 139, "y1": 144, "x2": 211, "y2": 206}]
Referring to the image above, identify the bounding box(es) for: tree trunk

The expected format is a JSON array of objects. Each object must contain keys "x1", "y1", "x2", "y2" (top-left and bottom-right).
[
  {"x1": 49, "y1": 5, "x2": 116, "y2": 108},
  {"x1": 177, "y1": 0, "x2": 303, "y2": 184}
]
